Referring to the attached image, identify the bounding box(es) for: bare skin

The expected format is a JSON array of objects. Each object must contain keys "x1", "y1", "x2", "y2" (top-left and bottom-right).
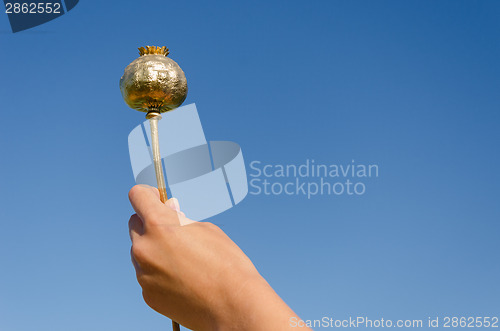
[{"x1": 128, "y1": 185, "x2": 310, "y2": 331}]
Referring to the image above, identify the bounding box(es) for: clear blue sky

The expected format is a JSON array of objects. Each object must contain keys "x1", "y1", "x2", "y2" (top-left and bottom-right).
[{"x1": 1, "y1": 0, "x2": 499, "y2": 330}]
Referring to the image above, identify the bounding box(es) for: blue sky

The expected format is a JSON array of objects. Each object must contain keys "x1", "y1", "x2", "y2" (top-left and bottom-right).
[{"x1": 0, "y1": 0, "x2": 499, "y2": 330}]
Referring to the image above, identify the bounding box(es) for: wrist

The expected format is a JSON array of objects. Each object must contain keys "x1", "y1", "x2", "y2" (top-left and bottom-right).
[{"x1": 215, "y1": 272, "x2": 298, "y2": 331}]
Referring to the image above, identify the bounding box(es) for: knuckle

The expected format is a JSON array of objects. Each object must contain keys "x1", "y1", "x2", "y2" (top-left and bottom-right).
[
  {"x1": 141, "y1": 290, "x2": 155, "y2": 309},
  {"x1": 136, "y1": 273, "x2": 149, "y2": 288},
  {"x1": 150, "y1": 221, "x2": 178, "y2": 238},
  {"x1": 141, "y1": 288, "x2": 161, "y2": 312},
  {"x1": 148, "y1": 210, "x2": 179, "y2": 228},
  {"x1": 204, "y1": 222, "x2": 221, "y2": 232},
  {"x1": 141, "y1": 289, "x2": 150, "y2": 303},
  {"x1": 131, "y1": 243, "x2": 147, "y2": 264},
  {"x1": 128, "y1": 185, "x2": 153, "y2": 202},
  {"x1": 128, "y1": 185, "x2": 141, "y2": 201}
]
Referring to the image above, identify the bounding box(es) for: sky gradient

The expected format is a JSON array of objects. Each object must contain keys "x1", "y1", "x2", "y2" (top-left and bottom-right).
[{"x1": 1, "y1": 0, "x2": 499, "y2": 330}]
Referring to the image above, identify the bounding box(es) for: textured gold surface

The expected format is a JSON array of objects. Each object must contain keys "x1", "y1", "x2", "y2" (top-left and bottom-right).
[{"x1": 120, "y1": 46, "x2": 187, "y2": 113}]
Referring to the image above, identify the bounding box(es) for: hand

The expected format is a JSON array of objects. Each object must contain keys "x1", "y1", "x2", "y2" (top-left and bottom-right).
[{"x1": 128, "y1": 185, "x2": 309, "y2": 330}]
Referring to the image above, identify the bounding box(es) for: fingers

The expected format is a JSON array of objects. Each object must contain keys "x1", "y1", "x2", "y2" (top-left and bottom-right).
[
  {"x1": 128, "y1": 214, "x2": 144, "y2": 241},
  {"x1": 128, "y1": 185, "x2": 178, "y2": 227},
  {"x1": 129, "y1": 214, "x2": 145, "y2": 274},
  {"x1": 130, "y1": 247, "x2": 141, "y2": 272}
]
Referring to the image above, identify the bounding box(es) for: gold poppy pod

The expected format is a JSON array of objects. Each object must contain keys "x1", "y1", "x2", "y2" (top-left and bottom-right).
[{"x1": 120, "y1": 46, "x2": 188, "y2": 114}]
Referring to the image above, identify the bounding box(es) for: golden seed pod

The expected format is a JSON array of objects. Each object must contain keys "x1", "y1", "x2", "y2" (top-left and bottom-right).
[{"x1": 120, "y1": 46, "x2": 188, "y2": 114}]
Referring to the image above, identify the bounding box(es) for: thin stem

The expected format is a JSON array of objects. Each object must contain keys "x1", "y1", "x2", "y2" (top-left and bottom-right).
[
  {"x1": 149, "y1": 113, "x2": 181, "y2": 331},
  {"x1": 148, "y1": 114, "x2": 168, "y2": 203}
]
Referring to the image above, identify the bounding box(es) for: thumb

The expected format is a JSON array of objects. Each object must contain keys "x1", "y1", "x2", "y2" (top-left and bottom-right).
[{"x1": 128, "y1": 185, "x2": 179, "y2": 227}]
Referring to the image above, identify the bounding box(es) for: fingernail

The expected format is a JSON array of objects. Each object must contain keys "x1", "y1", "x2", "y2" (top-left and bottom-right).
[
  {"x1": 167, "y1": 197, "x2": 181, "y2": 212},
  {"x1": 138, "y1": 184, "x2": 154, "y2": 189}
]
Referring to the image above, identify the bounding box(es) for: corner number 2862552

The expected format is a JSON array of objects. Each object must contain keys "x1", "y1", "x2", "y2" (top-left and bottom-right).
[{"x1": 5, "y1": 3, "x2": 61, "y2": 14}]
